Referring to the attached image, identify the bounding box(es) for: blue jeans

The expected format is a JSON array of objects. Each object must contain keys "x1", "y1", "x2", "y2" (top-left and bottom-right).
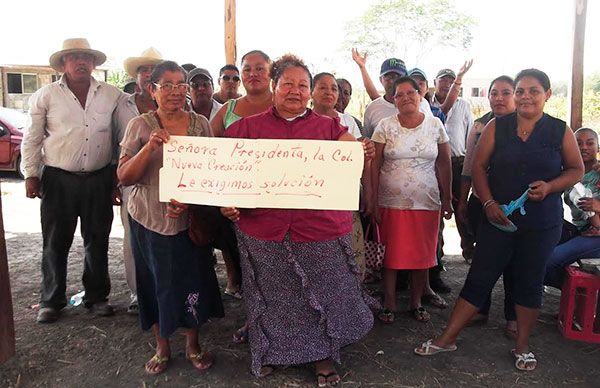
[{"x1": 544, "y1": 236, "x2": 600, "y2": 289}]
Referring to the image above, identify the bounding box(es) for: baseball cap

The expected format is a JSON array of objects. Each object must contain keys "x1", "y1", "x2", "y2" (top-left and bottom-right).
[
  {"x1": 380, "y1": 58, "x2": 407, "y2": 77},
  {"x1": 187, "y1": 67, "x2": 213, "y2": 84},
  {"x1": 436, "y1": 68, "x2": 456, "y2": 80},
  {"x1": 408, "y1": 68, "x2": 427, "y2": 81}
]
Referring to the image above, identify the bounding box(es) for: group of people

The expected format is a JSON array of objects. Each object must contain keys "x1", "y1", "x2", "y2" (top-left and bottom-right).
[{"x1": 19, "y1": 37, "x2": 599, "y2": 385}]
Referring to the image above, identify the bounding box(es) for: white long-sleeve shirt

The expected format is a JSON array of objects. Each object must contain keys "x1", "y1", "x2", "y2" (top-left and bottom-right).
[{"x1": 22, "y1": 75, "x2": 124, "y2": 178}]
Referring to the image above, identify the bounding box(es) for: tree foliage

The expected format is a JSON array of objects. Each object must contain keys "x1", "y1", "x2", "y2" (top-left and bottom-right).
[
  {"x1": 107, "y1": 69, "x2": 129, "y2": 89},
  {"x1": 344, "y1": 0, "x2": 475, "y2": 64}
]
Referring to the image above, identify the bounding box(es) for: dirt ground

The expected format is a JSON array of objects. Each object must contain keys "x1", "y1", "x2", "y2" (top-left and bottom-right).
[{"x1": 0, "y1": 174, "x2": 599, "y2": 388}]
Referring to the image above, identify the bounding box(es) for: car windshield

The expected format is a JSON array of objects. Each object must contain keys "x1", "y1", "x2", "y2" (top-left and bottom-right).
[{"x1": 0, "y1": 107, "x2": 29, "y2": 130}]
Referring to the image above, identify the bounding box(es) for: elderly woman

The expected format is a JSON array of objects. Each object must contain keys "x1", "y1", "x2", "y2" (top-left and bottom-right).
[
  {"x1": 415, "y1": 69, "x2": 583, "y2": 372},
  {"x1": 457, "y1": 76, "x2": 517, "y2": 334},
  {"x1": 221, "y1": 54, "x2": 377, "y2": 387},
  {"x1": 370, "y1": 77, "x2": 452, "y2": 324},
  {"x1": 117, "y1": 61, "x2": 224, "y2": 375}
]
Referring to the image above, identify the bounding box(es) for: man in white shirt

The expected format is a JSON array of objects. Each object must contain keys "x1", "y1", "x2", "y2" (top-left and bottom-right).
[
  {"x1": 188, "y1": 68, "x2": 223, "y2": 121},
  {"x1": 430, "y1": 68, "x2": 474, "y2": 293},
  {"x1": 22, "y1": 38, "x2": 124, "y2": 323},
  {"x1": 362, "y1": 58, "x2": 433, "y2": 139}
]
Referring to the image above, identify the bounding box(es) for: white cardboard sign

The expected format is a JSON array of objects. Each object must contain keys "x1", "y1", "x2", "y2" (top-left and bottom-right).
[{"x1": 159, "y1": 136, "x2": 363, "y2": 210}]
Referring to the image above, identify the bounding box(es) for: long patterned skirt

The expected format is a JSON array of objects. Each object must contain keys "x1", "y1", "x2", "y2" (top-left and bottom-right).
[{"x1": 235, "y1": 228, "x2": 378, "y2": 376}]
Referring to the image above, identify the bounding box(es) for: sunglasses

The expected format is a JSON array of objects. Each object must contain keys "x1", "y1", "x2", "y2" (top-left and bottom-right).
[{"x1": 221, "y1": 75, "x2": 240, "y2": 82}]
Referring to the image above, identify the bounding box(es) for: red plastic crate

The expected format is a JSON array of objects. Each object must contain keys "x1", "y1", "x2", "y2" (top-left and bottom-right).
[{"x1": 558, "y1": 266, "x2": 600, "y2": 343}]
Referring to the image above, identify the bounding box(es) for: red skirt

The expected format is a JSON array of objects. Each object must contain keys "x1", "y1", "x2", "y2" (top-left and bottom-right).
[{"x1": 378, "y1": 208, "x2": 439, "y2": 270}]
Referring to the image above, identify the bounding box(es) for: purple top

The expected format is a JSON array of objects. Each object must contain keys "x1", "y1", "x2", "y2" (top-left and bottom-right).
[{"x1": 224, "y1": 107, "x2": 352, "y2": 242}]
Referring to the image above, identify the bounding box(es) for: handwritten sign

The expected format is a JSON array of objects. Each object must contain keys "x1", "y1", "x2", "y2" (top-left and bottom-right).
[{"x1": 159, "y1": 136, "x2": 364, "y2": 210}]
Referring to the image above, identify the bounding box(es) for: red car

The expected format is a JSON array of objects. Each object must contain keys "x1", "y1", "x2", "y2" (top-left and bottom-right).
[{"x1": 0, "y1": 108, "x2": 26, "y2": 179}]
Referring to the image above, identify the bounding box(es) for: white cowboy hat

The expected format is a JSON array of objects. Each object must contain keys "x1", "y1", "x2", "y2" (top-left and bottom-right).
[
  {"x1": 123, "y1": 47, "x2": 163, "y2": 78},
  {"x1": 49, "y1": 38, "x2": 106, "y2": 72}
]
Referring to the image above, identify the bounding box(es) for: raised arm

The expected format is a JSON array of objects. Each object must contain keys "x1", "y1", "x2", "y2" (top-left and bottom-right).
[
  {"x1": 439, "y1": 59, "x2": 472, "y2": 115},
  {"x1": 352, "y1": 48, "x2": 380, "y2": 101}
]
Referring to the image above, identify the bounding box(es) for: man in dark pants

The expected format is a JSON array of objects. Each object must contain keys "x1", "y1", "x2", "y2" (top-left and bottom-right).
[
  {"x1": 22, "y1": 38, "x2": 124, "y2": 323},
  {"x1": 430, "y1": 68, "x2": 474, "y2": 293}
]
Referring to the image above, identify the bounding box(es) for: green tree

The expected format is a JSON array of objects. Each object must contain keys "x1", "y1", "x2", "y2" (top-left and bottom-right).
[
  {"x1": 344, "y1": 0, "x2": 475, "y2": 64},
  {"x1": 107, "y1": 69, "x2": 130, "y2": 89}
]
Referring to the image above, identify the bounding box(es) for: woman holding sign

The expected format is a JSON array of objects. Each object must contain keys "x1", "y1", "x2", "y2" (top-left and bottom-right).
[
  {"x1": 118, "y1": 61, "x2": 224, "y2": 375},
  {"x1": 414, "y1": 69, "x2": 583, "y2": 372},
  {"x1": 370, "y1": 77, "x2": 453, "y2": 324},
  {"x1": 221, "y1": 54, "x2": 378, "y2": 387}
]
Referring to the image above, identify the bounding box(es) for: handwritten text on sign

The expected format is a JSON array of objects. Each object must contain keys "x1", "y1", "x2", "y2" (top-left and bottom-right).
[{"x1": 159, "y1": 137, "x2": 364, "y2": 210}]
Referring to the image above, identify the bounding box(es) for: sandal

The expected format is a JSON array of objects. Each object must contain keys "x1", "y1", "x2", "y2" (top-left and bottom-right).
[
  {"x1": 186, "y1": 351, "x2": 214, "y2": 371},
  {"x1": 414, "y1": 339, "x2": 457, "y2": 356},
  {"x1": 224, "y1": 288, "x2": 243, "y2": 299},
  {"x1": 511, "y1": 349, "x2": 537, "y2": 371},
  {"x1": 316, "y1": 371, "x2": 340, "y2": 387},
  {"x1": 145, "y1": 354, "x2": 169, "y2": 375},
  {"x1": 409, "y1": 306, "x2": 430, "y2": 323},
  {"x1": 504, "y1": 327, "x2": 518, "y2": 340},
  {"x1": 377, "y1": 309, "x2": 395, "y2": 324},
  {"x1": 422, "y1": 293, "x2": 448, "y2": 309},
  {"x1": 258, "y1": 365, "x2": 274, "y2": 378},
  {"x1": 232, "y1": 325, "x2": 248, "y2": 344}
]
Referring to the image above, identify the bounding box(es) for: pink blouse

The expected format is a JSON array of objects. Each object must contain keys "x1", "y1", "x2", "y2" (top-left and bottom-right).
[{"x1": 224, "y1": 107, "x2": 352, "y2": 242}]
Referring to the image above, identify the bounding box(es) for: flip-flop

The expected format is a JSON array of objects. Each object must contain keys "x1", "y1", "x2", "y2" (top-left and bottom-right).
[
  {"x1": 422, "y1": 293, "x2": 448, "y2": 309},
  {"x1": 232, "y1": 325, "x2": 248, "y2": 344},
  {"x1": 224, "y1": 288, "x2": 243, "y2": 299},
  {"x1": 316, "y1": 371, "x2": 340, "y2": 387},
  {"x1": 186, "y1": 351, "x2": 214, "y2": 371},
  {"x1": 511, "y1": 349, "x2": 537, "y2": 371},
  {"x1": 414, "y1": 339, "x2": 457, "y2": 356},
  {"x1": 377, "y1": 309, "x2": 395, "y2": 324},
  {"x1": 145, "y1": 354, "x2": 169, "y2": 375},
  {"x1": 409, "y1": 306, "x2": 431, "y2": 323}
]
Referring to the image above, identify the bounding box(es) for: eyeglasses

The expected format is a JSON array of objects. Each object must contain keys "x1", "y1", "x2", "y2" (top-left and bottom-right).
[
  {"x1": 220, "y1": 75, "x2": 240, "y2": 82},
  {"x1": 153, "y1": 82, "x2": 189, "y2": 93},
  {"x1": 394, "y1": 90, "x2": 418, "y2": 99},
  {"x1": 190, "y1": 80, "x2": 212, "y2": 89}
]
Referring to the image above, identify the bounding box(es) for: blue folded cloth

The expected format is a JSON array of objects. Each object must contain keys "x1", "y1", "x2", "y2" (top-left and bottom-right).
[{"x1": 491, "y1": 189, "x2": 529, "y2": 233}]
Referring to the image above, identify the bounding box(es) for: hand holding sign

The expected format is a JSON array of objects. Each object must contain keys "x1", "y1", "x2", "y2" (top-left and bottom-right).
[{"x1": 159, "y1": 137, "x2": 364, "y2": 210}]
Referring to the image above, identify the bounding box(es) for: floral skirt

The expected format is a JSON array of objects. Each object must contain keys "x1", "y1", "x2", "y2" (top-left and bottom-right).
[{"x1": 235, "y1": 228, "x2": 378, "y2": 376}]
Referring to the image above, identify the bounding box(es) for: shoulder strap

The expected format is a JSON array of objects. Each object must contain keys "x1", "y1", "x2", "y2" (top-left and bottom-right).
[{"x1": 226, "y1": 99, "x2": 237, "y2": 115}]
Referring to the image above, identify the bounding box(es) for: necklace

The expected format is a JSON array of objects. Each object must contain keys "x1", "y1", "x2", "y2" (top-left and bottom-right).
[{"x1": 518, "y1": 127, "x2": 530, "y2": 136}]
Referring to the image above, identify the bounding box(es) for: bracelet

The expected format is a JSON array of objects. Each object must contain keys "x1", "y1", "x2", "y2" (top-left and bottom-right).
[
  {"x1": 483, "y1": 199, "x2": 497, "y2": 209},
  {"x1": 453, "y1": 82, "x2": 462, "y2": 86}
]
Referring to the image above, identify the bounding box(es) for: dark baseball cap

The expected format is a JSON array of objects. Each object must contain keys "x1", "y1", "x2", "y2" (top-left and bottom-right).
[
  {"x1": 380, "y1": 58, "x2": 407, "y2": 77},
  {"x1": 408, "y1": 68, "x2": 427, "y2": 81},
  {"x1": 436, "y1": 68, "x2": 456, "y2": 80},
  {"x1": 187, "y1": 67, "x2": 213, "y2": 83}
]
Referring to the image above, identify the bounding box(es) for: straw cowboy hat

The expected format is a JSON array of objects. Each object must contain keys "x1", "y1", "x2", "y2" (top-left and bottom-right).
[
  {"x1": 49, "y1": 38, "x2": 106, "y2": 72},
  {"x1": 123, "y1": 47, "x2": 163, "y2": 78}
]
